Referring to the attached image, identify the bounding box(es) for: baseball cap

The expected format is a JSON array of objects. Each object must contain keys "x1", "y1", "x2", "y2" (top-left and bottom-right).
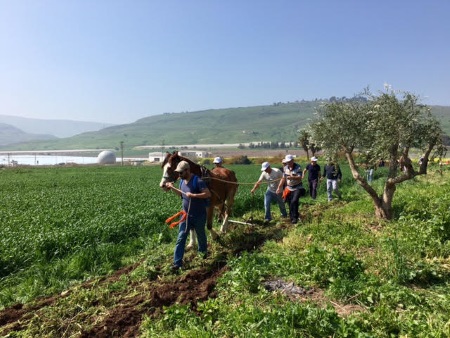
[
  {"x1": 213, "y1": 157, "x2": 222, "y2": 164},
  {"x1": 175, "y1": 160, "x2": 190, "y2": 173},
  {"x1": 261, "y1": 162, "x2": 270, "y2": 171},
  {"x1": 311, "y1": 157, "x2": 318, "y2": 162}
]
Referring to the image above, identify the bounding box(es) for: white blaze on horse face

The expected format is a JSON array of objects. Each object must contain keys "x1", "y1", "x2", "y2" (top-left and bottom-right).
[{"x1": 159, "y1": 163, "x2": 171, "y2": 188}]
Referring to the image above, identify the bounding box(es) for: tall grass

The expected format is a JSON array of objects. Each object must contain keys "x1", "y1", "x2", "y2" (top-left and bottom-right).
[{"x1": 2, "y1": 163, "x2": 450, "y2": 336}]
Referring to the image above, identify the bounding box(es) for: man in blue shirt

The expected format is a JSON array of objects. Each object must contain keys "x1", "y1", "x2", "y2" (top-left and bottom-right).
[{"x1": 165, "y1": 161, "x2": 211, "y2": 270}]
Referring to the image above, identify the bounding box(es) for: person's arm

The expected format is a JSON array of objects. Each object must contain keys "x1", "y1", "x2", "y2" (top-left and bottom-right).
[
  {"x1": 337, "y1": 167, "x2": 342, "y2": 181},
  {"x1": 251, "y1": 180, "x2": 262, "y2": 194},
  {"x1": 185, "y1": 187, "x2": 211, "y2": 199},
  {"x1": 165, "y1": 182, "x2": 183, "y2": 197},
  {"x1": 276, "y1": 177, "x2": 286, "y2": 194}
]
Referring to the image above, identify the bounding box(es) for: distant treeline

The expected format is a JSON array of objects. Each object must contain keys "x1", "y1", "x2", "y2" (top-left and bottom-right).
[{"x1": 240, "y1": 141, "x2": 299, "y2": 149}]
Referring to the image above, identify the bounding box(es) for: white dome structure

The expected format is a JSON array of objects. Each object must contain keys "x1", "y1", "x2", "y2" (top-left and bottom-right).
[{"x1": 97, "y1": 150, "x2": 116, "y2": 164}]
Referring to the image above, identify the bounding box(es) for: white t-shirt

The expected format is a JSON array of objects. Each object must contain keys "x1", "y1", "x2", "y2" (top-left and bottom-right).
[{"x1": 258, "y1": 168, "x2": 283, "y2": 193}]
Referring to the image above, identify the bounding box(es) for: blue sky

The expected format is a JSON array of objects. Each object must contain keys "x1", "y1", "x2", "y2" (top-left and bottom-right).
[{"x1": 1, "y1": 0, "x2": 449, "y2": 124}]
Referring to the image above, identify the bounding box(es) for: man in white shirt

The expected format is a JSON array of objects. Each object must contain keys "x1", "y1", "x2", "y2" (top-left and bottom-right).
[{"x1": 251, "y1": 162, "x2": 287, "y2": 223}]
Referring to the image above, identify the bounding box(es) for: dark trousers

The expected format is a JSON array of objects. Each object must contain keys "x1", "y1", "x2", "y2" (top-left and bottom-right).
[
  {"x1": 308, "y1": 179, "x2": 319, "y2": 199},
  {"x1": 287, "y1": 188, "x2": 301, "y2": 222}
]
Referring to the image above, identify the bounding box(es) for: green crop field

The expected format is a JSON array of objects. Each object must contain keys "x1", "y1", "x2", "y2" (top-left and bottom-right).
[
  {"x1": 1, "y1": 163, "x2": 450, "y2": 337},
  {"x1": 0, "y1": 164, "x2": 257, "y2": 306}
]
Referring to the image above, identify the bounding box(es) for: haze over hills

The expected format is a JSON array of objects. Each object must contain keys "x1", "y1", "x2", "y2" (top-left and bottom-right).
[
  {"x1": 0, "y1": 123, "x2": 57, "y2": 146},
  {"x1": 1, "y1": 101, "x2": 449, "y2": 154},
  {"x1": 0, "y1": 115, "x2": 114, "y2": 139}
]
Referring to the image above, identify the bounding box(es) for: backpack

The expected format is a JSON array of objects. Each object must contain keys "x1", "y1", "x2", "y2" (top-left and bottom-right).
[{"x1": 179, "y1": 175, "x2": 210, "y2": 207}]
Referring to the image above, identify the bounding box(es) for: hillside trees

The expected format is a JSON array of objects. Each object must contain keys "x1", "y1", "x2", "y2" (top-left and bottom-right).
[
  {"x1": 298, "y1": 130, "x2": 321, "y2": 160},
  {"x1": 309, "y1": 89, "x2": 446, "y2": 219}
]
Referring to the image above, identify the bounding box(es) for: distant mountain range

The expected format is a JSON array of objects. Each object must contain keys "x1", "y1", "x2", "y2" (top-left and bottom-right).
[
  {"x1": 1, "y1": 102, "x2": 449, "y2": 153},
  {"x1": 0, "y1": 115, "x2": 114, "y2": 146}
]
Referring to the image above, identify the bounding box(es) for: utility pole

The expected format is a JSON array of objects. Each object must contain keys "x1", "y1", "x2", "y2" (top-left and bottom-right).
[{"x1": 120, "y1": 141, "x2": 124, "y2": 166}]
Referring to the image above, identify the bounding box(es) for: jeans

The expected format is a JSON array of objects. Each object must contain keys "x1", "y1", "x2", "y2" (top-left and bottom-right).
[
  {"x1": 366, "y1": 169, "x2": 374, "y2": 183},
  {"x1": 326, "y1": 179, "x2": 342, "y2": 201},
  {"x1": 264, "y1": 190, "x2": 287, "y2": 220},
  {"x1": 308, "y1": 179, "x2": 319, "y2": 199},
  {"x1": 174, "y1": 214, "x2": 207, "y2": 267},
  {"x1": 286, "y1": 188, "x2": 301, "y2": 222}
]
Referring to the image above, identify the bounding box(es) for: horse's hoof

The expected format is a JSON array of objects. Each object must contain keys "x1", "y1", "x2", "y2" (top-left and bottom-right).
[{"x1": 186, "y1": 244, "x2": 194, "y2": 250}]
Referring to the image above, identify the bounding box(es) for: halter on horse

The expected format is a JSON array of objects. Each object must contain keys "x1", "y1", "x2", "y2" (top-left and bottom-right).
[{"x1": 160, "y1": 151, "x2": 238, "y2": 244}]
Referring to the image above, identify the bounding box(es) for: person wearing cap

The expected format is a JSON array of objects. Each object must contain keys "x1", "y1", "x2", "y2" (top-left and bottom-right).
[
  {"x1": 277, "y1": 154, "x2": 303, "y2": 224},
  {"x1": 302, "y1": 157, "x2": 321, "y2": 199},
  {"x1": 213, "y1": 156, "x2": 223, "y2": 168},
  {"x1": 323, "y1": 158, "x2": 342, "y2": 202},
  {"x1": 251, "y1": 162, "x2": 287, "y2": 223},
  {"x1": 165, "y1": 160, "x2": 211, "y2": 270}
]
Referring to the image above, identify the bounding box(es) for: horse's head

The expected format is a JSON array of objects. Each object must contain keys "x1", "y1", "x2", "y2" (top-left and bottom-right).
[{"x1": 159, "y1": 151, "x2": 182, "y2": 191}]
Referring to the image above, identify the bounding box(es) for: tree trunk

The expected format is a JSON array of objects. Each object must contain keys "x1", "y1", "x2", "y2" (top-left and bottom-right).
[{"x1": 345, "y1": 151, "x2": 394, "y2": 220}]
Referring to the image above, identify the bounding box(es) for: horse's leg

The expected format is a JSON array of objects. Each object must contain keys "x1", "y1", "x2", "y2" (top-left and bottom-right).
[
  {"x1": 220, "y1": 187, "x2": 237, "y2": 233},
  {"x1": 186, "y1": 229, "x2": 197, "y2": 250},
  {"x1": 220, "y1": 212, "x2": 229, "y2": 233},
  {"x1": 219, "y1": 203, "x2": 229, "y2": 233},
  {"x1": 207, "y1": 206, "x2": 218, "y2": 240}
]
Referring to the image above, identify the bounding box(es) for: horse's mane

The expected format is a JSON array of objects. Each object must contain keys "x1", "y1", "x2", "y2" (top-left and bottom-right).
[
  {"x1": 165, "y1": 151, "x2": 214, "y2": 178},
  {"x1": 173, "y1": 153, "x2": 210, "y2": 178},
  {"x1": 161, "y1": 152, "x2": 172, "y2": 168}
]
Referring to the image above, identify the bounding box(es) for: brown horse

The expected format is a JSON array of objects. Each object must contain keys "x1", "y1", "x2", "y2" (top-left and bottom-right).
[{"x1": 160, "y1": 151, "x2": 238, "y2": 246}]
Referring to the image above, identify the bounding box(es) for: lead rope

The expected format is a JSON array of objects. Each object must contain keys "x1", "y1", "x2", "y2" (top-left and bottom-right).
[
  {"x1": 165, "y1": 185, "x2": 192, "y2": 230},
  {"x1": 184, "y1": 197, "x2": 191, "y2": 234}
]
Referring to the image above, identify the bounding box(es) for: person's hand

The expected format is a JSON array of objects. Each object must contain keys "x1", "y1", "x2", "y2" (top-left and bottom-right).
[{"x1": 165, "y1": 182, "x2": 174, "y2": 189}]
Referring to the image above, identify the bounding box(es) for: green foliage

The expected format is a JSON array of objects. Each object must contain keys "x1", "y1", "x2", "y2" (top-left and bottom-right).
[
  {"x1": 230, "y1": 155, "x2": 252, "y2": 164},
  {"x1": 309, "y1": 89, "x2": 446, "y2": 219},
  {"x1": 2, "y1": 163, "x2": 450, "y2": 337},
  {"x1": 221, "y1": 252, "x2": 269, "y2": 294},
  {"x1": 0, "y1": 166, "x2": 178, "y2": 306}
]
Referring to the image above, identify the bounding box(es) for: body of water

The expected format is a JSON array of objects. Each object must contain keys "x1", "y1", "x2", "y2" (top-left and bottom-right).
[{"x1": 0, "y1": 154, "x2": 100, "y2": 166}]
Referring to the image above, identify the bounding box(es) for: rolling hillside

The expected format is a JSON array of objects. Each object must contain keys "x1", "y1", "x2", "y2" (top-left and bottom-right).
[
  {"x1": 1, "y1": 101, "x2": 449, "y2": 153},
  {"x1": 0, "y1": 123, "x2": 57, "y2": 146},
  {"x1": 0, "y1": 115, "x2": 114, "y2": 138}
]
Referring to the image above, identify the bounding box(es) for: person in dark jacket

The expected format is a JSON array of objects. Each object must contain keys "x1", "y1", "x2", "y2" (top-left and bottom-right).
[
  {"x1": 323, "y1": 159, "x2": 342, "y2": 202},
  {"x1": 302, "y1": 156, "x2": 321, "y2": 199}
]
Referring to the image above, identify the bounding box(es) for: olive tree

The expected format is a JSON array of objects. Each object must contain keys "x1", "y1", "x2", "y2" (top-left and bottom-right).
[
  {"x1": 309, "y1": 89, "x2": 445, "y2": 219},
  {"x1": 299, "y1": 129, "x2": 321, "y2": 160},
  {"x1": 298, "y1": 130, "x2": 310, "y2": 160}
]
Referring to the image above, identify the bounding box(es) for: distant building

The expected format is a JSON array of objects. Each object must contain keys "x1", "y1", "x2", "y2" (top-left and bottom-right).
[
  {"x1": 179, "y1": 150, "x2": 210, "y2": 159},
  {"x1": 149, "y1": 150, "x2": 211, "y2": 163},
  {"x1": 148, "y1": 152, "x2": 164, "y2": 163}
]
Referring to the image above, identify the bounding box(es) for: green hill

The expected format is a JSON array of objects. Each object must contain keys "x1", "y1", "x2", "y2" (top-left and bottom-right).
[{"x1": 1, "y1": 101, "x2": 449, "y2": 154}]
